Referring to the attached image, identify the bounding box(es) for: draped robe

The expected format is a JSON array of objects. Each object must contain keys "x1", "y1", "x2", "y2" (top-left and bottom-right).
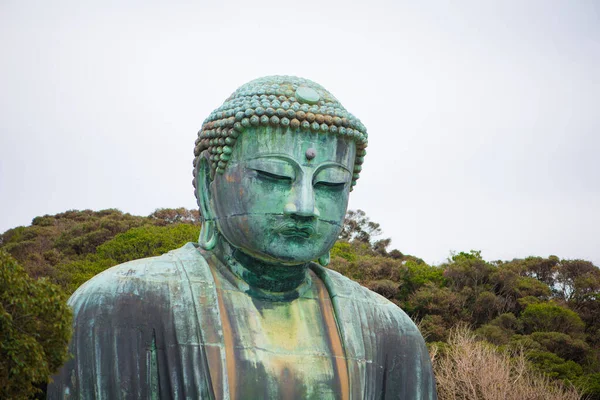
[{"x1": 48, "y1": 243, "x2": 436, "y2": 399}]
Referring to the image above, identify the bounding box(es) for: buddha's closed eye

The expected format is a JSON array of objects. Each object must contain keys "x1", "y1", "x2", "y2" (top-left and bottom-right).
[
  {"x1": 252, "y1": 168, "x2": 293, "y2": 183},
  {"x1": 314, "y1": 181, "x2": 347, "y2": 190},
  {"x1": 246, "y1": 158, "x2": 296, "y2": 184},
  {"x1": 313, "y1": 166, "x2": 351, "y2": 191}
]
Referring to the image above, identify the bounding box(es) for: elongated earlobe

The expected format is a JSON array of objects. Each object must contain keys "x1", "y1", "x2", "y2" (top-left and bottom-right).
[
  {"x1": 196, "y1": 154, "x2": 218, "y2": 250},
  {"x1": 198, "y1": 220, "x2": 217, "y2": 250},
  {"x1": 318, "y1": 252, "x2": 330, "y2": 267}
]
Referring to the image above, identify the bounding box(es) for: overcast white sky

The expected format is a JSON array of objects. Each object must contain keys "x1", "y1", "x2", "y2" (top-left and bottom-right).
[{"x1": 1, "y1": 0, "x2": 599, "y2": 266}]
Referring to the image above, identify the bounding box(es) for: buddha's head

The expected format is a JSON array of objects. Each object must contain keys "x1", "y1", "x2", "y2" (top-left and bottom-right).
[{"x1": 193, "y1": 76, "x2": 367, "y2": 265}]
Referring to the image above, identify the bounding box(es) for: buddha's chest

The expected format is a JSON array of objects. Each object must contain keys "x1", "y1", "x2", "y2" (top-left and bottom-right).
[{"x1": 218, "y1": 285, "x2": 346, "y2": 400}]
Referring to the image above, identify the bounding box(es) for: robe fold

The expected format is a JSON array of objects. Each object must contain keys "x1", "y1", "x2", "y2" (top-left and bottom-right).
[{"x1": 48, "y1": 243, "x2": 436, "y2": 399}]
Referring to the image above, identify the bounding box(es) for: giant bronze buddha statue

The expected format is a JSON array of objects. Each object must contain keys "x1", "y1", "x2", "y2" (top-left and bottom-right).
[{"x1": 48, "y1": 76, "x2": 437, "y2": 399}]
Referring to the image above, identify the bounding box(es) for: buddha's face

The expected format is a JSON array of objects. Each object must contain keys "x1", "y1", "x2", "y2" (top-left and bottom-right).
[{"x1": 208, "y1": 126, "x2": 356, "y2": 265}]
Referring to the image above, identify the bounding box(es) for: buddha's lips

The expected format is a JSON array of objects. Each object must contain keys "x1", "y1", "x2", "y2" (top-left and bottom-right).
[{"x1": 274, "y1": 222, "x2": 316, "y2": 238}]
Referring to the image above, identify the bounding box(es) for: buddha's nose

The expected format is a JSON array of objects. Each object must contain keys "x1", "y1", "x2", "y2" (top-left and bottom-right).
[{"x1": 283, "y1": 182, "x2": 321, "y2": 219}]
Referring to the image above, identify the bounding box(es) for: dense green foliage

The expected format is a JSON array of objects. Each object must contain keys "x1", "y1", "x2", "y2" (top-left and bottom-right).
[
  {"x1": 54, "y1": 223, "x2": 201, "y2": 293},
  {"x1": 0, "y1": 250, "x2": 72, "y2": 399},
  {"x1": 0, "y1": 208, "x2": 200, "y2": 396},
  {"x1": 329, "y1": 237, "x2": 600, "y2": 399},
  {"x1": 0, "y1": 208, "x2": 200, "y2": 294},
  {"x1": 1, "y1": 207, "x2": 599, "y2": 398}
]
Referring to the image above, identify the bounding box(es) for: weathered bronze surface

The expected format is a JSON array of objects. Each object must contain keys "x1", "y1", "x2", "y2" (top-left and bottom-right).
[{"x1": 48, "y1": 76, "x2": 437, "y2": 399}]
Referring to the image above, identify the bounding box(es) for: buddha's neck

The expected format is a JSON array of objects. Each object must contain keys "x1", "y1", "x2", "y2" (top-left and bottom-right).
[
  {"x1": 231, "y1": 249, "x2": 309, "y2": 293},
  {"x1": 214, "y1": 239, "x2": 311, "y2": 298}
]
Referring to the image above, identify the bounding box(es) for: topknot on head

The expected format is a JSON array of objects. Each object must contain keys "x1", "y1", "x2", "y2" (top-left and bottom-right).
[{"x1": 192, "y1": 76, "x2": 368, "y2": 200}]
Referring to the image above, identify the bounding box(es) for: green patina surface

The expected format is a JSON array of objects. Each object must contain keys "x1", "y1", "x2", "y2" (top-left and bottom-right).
[
  {"x1": 48, "y1": 76, "x2": 437, "y2": 399},
  {"x1": 204, "y1": 126, "x2": 355, "y2": 268}
]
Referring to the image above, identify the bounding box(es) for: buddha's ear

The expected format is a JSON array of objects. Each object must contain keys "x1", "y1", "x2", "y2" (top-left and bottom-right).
[{"x1": 196, "y1": 154, "x2": 217, "y2": 250}]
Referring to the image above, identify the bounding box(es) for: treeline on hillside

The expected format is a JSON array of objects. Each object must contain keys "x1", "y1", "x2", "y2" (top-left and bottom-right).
[
  {"x1": 1, "y1": 208, "x2": 599, "y2": 399},
  {"x1": 0, "y1": 208, "x2": 200, "y2": 293},
  {"x1": 330, "y1": 209, "x2": 600, "y2": 399}
]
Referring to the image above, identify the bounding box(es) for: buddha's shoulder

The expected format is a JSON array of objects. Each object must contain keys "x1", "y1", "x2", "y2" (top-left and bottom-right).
[
  {"x1": 314, "y1": 265, "x2": 392, "y2": 305},
  {"x1": 68, "y1": 243, "x2": 210, "y2": 309},
  {"x1": 315, "y1": 265, "x2": 420, "y2": 333}
]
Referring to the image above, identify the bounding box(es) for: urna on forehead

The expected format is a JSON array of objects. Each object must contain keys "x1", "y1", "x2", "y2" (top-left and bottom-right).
[{"x1": 192, "y1": 76, "x2": 368, "y2": 195}]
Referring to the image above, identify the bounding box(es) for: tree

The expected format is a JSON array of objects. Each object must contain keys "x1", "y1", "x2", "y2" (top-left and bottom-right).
[
  {"x1": 339, "y1": 209, "x2": 391, "y2": 255},
  {"x1": 0, "y1": 250, "x2": 72, "y2": 399},
  {"x1": 555, "y1": 259, "x2": 599, "y2": 301},
  {"x1": 527, "y1": 350, "x2": 584, "y2": 381},
  {"x1": 472, "y1": 291, "x2": 501, "y2": 325},
  {"x1": 396, "y1": 260, "x2": 445, "y2": 302},
  {"x1": 530, "y1": 332, "x2": 590, "y2": 363},
  {"x1": 149, "y1": 208, "x2": 200, "y2": 225},
  {"x1": 407, "y1": 283, "x2": 467, "y2": 324},
  {"x1": 517, "y1": 256, "x2": 560, "y2": 288},
  {"x1": 520, "y1": 302, "x2": 585, "y2": 337},
  {"x1": 339, "y1": 209, "x2": 382, "y2": 243},
  {"x1": 444, "y1": 250, "x2": 494, "y2": 291}
]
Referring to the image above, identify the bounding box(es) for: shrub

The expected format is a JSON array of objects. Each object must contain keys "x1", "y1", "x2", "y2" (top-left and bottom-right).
[
  {"x1": 431, "y1": 326, "x2": 581, "y2": 400},
  {"x1": 95, "y1": 224, "x2": 199, "y2": 264},
  {"x1": 472, "y1": 291, "x2": 501, "y2": 324},
  {"x1": 475, "y1": 324, "x2": 511, "y2": 346},
  {"x1": 575, "y1": 373, "x2": 600, "y2": 399},
  {"x1": 521, "y1": 302, "x2": 585, "y2": 337},
  {"x1": 527, "y1": 350, "x2": 584, "y2": 381},
  {"x1": 530, "y1": 332, "x2": 590, "y2": 363},
  {"x1": 330, "y1": 241, "x2": 357, "y2": 262},
  {"x1": 366, "y1": 279, "x2": 399, "y2": 299},
  {"x1": 54, "y1": 224, "x2": 200, "y2": 294},
  {"x1": 489, "y1": 312, "x2": 523, "y2": 332},
  {"x1": 419, "y1": 314, "x2": 448, "y2": 342}
]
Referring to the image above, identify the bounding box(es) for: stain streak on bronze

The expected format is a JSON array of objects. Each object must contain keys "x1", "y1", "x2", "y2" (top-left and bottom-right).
[
  {"x1": 197, "y1": 293, "x2": 223, "y2": 399},
  {"x1": 315, "y1": 274, "x2": 350, "y2": 400},
  {"x1": 205, "y1": 346, "x2": 222, "y2": 400},
  {"x1": 280, "y1": 367, "x2": 295, "y2": 400},
  {"x1": 208, "y1": 261, "x2": 237, "y2": 400}
]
